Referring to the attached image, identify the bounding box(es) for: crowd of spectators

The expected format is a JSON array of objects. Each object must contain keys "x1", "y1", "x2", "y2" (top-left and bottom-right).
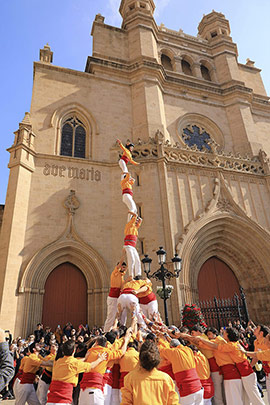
[
  {"x1": 0, "y1": 317, "x2": 269, "y2": 401},
  {"x1": 0, "y1": 322, "x2": 105, "y2": 401}
]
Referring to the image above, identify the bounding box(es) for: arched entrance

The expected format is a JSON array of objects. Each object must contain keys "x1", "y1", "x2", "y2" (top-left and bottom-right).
[
  {"x1": 42, "y1": 262, "x2": 87, "y2": 329},
  {"x1": 198, "y1": 257, "x2": 240, "y2": 301}
]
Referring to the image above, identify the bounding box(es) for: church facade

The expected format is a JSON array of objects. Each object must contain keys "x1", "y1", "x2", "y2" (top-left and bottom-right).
[{"x1": 1, "y1": 0, "x2": 270, "y2": 336}]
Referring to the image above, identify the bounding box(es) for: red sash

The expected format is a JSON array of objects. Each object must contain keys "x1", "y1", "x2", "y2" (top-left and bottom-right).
[
  {"x1": 20, "y1": 372, "x2": 36, "y2": 384},
  {"x1": 139, "y1": 292, "x2": 157, "y2": 305},
  {"x1": 119, "y1": 371, "x2": 129, "y2": 388},
  {"x1": 121, "y1": 155, "x2": 129, "y2": 164},
  {"x1": 120, "y1": 288, "x2": 135, "y2": 295},
  {"x1": 103, "y1": 368, "x2": 113, "y2": 387},
  {"x1": 12, "y1": 369, "x2": 23, "y2": 387},
  {"x1": 80, "y1": 371, "x2": 104, "y2": 391},
  {"x1": 124, "y1": 235, "x2": 137, "y2": 247},
  {"x1": 112, "y1": 364, "x2": 120, "y2": 389},
  {"x1": 174, "y1": 368, "x2": 202, "y2": 397},
  {"x1": 122, "y1": 188, "x2": 133, "y2": 196},
  {"x1": 220, "y1": 364, "x2": 241, "y2": 380},
  {"x1": 208, "y1": 357, "x2": 220, "y2": 373},
  {"x1": 263, "y1": 362, "x2": 270, "y2": 376},
  {"x1": 201, "y1": 377, "x2": 214, "y2": 399},
  {"x1": 109, "y1": 287, "x2": 121, "y2": 298},
  {"x1": 47, "y1": 380, "x2": 73, "y2": 403},
  {"x1": 236, "y1": 360, "x2": 254, "y2": 377},
  {"x1": 158, "y1": 364, "x2": 175, "y2": 380}
]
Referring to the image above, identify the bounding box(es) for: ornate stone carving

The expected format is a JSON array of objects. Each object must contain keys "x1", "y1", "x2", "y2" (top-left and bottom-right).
[
  {"x1": 64, "y1": 190, "x2": 80, "y2": 215},
  {"x1": 216, "y1": 197, "x2": 232, "y2": 212}
]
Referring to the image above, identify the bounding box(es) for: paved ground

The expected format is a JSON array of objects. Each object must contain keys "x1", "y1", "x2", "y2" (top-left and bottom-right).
[{"x1": 2, "y1": 392, "x2": 269, "y2": 404}]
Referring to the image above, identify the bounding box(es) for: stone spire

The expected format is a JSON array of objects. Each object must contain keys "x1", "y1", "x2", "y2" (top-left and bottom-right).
[
  {"x1": 198, "y1": 10, "x2": 231, "y2": 41},
  {"x1": 119, "y1": 0, "x2": 155, "y2": 27},
  {"x1": 39, "y1": 43, "x2": 53, "y2": 63},
  {"x1": 19, "y1": 112, "x2": 32, "y2": 128}
]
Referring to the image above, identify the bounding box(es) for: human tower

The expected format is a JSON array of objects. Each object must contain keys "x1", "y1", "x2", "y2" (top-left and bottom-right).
[{"x1": 103, "y1": 139, "x2": 159, "y2": 332}]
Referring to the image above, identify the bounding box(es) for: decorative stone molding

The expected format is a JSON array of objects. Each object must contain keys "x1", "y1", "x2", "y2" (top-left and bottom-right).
[{"x1": 64, "y1": 190, "x2": 80, "y2": 216}]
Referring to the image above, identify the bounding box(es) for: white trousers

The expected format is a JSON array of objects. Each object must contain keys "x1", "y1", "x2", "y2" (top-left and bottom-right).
[
  {"x1": 15, "y1": 383, "x2": 40, "y2": 405},
  {"x1": 119, "y1": 160, "x2": 128, "y2": 177},
  {"x1": 204, "y1": 399, "x2": 213, "y2": 405},
  {"x1": 123, "y1": 245, "x2": 141, "y2": 277},
  {"x1": 211, "y1": 371, "x2": 225, "y2": 405},
  {"x1": 223, "y1": 379, "x2": 244, "y2": 405},
  {"x1": 140, "y1": 300, "x2": 158, "y2": 319},
  {"x1": 122, "y1": 194, "x2": 137, "y2": 222},
  {"x1": 104, "y1": 297, "x2": 118, "y2": 332},
  {"x1": 179, "y1": 388, "x2": 204, "y2": 405},
  {"x1": 266, "y1": 374, "x2": 270, "y2": 405},
  {"x1": 104, "y1": 384, "x2": 112, "y2": 405},
  {"x1": 241, "y1": 372, "x2": 264, "y2": 405},
  {"x1": 111, "y1": 388, "x2": 120, "y2": 405},
  {"x1": 13, "y1": 378, "x2": 21, "y2": 399},
  {"x1": 117, "y1": 293, "x2": 144, "y2": 326},
  {"x1": 36, "y1": 379, "x2": 49, "y2": 405},
  {"x1": 79, "y1": 388, "x2": 104, "y2": 405}
]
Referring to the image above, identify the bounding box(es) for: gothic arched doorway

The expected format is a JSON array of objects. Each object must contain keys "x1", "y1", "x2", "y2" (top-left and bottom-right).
[
  {"x1": 42, "y1": 262, "x2": 87, "y2": 329},
  {"x1": 198, "y1": 257, "x2": 240, "y2": 301}
]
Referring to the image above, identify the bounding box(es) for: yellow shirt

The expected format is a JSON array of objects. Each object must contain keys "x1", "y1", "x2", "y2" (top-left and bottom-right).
[
  {"x1": 193, "y1": 351, "x2": 211, "y2": 380},
  {"x1": 23, "y1": 353, "x2": 43, "y2": 374},
  {"x1": 119, "y1": 347, "x2": 139, "y2": 373},
  {"x1": 159, "y1": 344, "x2": 196, "y2": 373},
  {"x1": 121, "y1": 173, "x2": 135, "y2": 191},
  {"x1": 85, "y1": 345, "x2": 124, "y2": 375},
  {"x1": 124, "y1": 215, "x2": 141, "y2": 237},
  {"x1": 256, "y1": 350, "x2": 270, "y2": 362},
  {"x1": 197, "y1": 334, "x2": 214, "y2": 359},
  {"x1": 136, "y1": 280, "x2": 152, "y2": 298},
  {"x1": 217, "y1": 341, "x2": 247, "y2": 364},
  {"x1": 119, "y1": 142, "x2": 139, "y2": 166},
  {"x1": 254, "y1": 337, "x2": 268, "y2": 351},
  {"x1": 51, "y1": 356, "x2": 93, "y2": 386},
  {"x1": 121, "y1": 365, "x2": 180, "y2": 405},
  {"x1": 110, "y1": 266, "x2": 126, "y2": 289},
  {"x1": 43, "y1": 352, "x2": 56, "y2": 373}
]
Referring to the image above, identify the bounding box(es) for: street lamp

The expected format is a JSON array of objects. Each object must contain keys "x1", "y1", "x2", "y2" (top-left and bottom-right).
[{"x1": 141, "y1": 247, "x2": 182, "y2": 326}]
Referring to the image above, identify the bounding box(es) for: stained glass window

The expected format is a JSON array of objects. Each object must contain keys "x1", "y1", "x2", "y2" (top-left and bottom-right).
[
  {"x1": 182, "y1": 125, "x2": 212, "y2": 152},
  {"x1": 60, "y1": 117, "x2": 86, "y2": 158}
]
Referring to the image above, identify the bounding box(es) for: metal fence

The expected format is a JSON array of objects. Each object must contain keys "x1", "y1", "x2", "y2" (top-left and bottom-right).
[{"x1": 198, "y1": 287, "x2": 249, "y2": 330}]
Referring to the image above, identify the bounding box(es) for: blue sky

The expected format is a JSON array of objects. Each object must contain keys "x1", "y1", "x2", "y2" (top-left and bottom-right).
[{"x1": 1, "y1": 0, "x2": 269, "y2": 204}]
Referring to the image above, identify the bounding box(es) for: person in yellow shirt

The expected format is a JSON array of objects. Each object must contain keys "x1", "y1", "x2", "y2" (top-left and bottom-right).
[
  {"x1": 117, "y1": 276, "x2": 148, "y2": 327},
  {"x1": 79, "y1": 329, "x2": 132, "y2": 405},
  {"x1": 158, "y1": 334, "x2": 203, "y2": 405},
  {"x1": 121, "y1": 340, "x2": 179, "y2": 405},
  {"x1": 191, "y1": 347, "x2": 214, "y2": 405},
  {"x1": 123, "y1": 214, "x2": 142, "y2": 278},
  {"x1": 117, "y1": 139, "x2": 139, "y2": 176},
  {"x1": 36, "y1": 343, "x2": 58, "y2": 405},
  {"x1": 121, "y1": 173, "x2": 137, "y2": 222},
  {"x1": 47, "y1": 340, "x2": 107, "y2": 405},
  {"x1": 104, "y1": 262, "x2": 127, "y2": 332},
  {"x1": 119, "y1": 341, "x2": 139, "y2": 389},
  {"x1": 137, "y1": 279, "x2": 158, "y2": 319},
  {"x1": 15, "y1": 343, "x2": 48, "y2": 405},
  {"x1": 253, "y1": 324, "x2": 270, "y2": 399},
  {"x1": 189, "y1": 326, "x2": 224, "y2": 405},
  {"x1": 195, "y1": 329, "x2": 246, "y2": 405}
]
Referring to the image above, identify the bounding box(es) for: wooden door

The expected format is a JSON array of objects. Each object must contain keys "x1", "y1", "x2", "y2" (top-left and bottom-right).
[
  {"x1": 198, "y1": 257, "x2": 240, "y2": 301},
  {"x1": 42, "y1": 262, "x2": 87, "y2": 329}
]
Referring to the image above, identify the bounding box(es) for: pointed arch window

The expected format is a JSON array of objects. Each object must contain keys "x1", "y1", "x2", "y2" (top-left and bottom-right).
[{"x1": 60, "y1": 117, "x2": 86, "y2": 158}]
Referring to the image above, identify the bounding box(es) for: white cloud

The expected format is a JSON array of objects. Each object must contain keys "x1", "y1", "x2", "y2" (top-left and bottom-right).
[
  {"x1": 106, "y1": 0, "x2": 122, "y2": 27},
  {"x1": 155, "y1": 0, "x2": 171, "y2": 18},
  {"x1": 105, "y1": 0, "x2": 172, "y2": 26}
]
